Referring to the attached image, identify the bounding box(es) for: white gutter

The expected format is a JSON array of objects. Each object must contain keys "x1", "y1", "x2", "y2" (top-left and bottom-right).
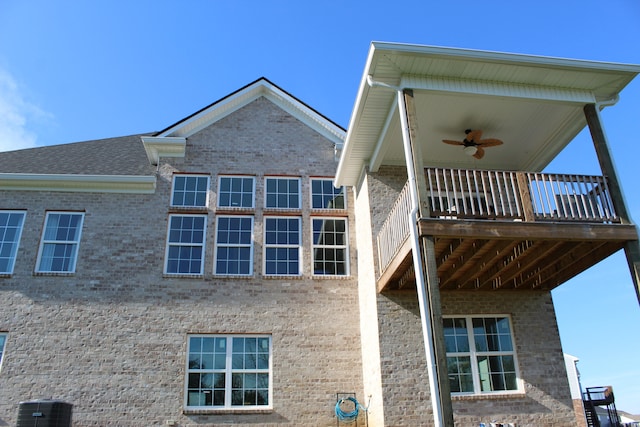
[{"x1": 367, "y1": 76, "x2": 444, "y2": 427}]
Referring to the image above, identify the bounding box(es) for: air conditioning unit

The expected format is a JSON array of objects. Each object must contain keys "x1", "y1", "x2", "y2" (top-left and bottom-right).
[{"x1": 16, "y1": 400, "x2": 72, "y2": 427}]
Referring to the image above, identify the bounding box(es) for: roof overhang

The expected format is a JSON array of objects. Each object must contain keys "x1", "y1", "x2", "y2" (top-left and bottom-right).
[
  {"x1": 0, "y1": 174, "x2": 157, "y2": 193},
  {"x1": 335, "y1": 42, "x2": 640, "y2": 187}
]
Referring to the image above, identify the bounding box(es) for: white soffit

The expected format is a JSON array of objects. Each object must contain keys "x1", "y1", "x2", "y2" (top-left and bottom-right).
[{"x1": 156, "y1": 79, "x2": 345, "y2": 147}]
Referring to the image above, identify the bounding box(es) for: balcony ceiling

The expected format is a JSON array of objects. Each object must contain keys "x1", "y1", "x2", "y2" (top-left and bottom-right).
[{"x1": 336, "y1": 42, "x2": 640, "y2": 187}]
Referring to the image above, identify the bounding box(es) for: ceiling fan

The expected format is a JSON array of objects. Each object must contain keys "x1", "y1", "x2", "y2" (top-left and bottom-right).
[{"x1": 442, "y1": 129, "x2": 503, "y2": 159}]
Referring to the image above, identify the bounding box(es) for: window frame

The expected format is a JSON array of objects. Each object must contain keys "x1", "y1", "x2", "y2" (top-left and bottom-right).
[
  {"x1": 444, "y1": 314, "x2": 521, "y2": 396},
  {"x1": 171, "y1": 174, "x2": 210, "y2": 207},
  {"x1": 164, "y1": 214, "x2": 207, "y2": 276},
  {"x1": 35, "y1": 212, "x2": 85, "y2": 273},
  {"x1": 217, "y1": 176, "x2": 256, "y2": 209},
  {"x1": 184, "y1": 334, "x2": 272, "y2": 411},
  {"x1": 0, "y1": 333, "x2": 6, "y2": 372},
  {"x1": 264, "y1": 177, "x2": 301, "y2": 209},
  {"x1": 213, "y1": 215, "x2": 254, "y2": 276},
  {"x1": 0, "y1": 210, "x2": 26, "y2": 275},
  {"x1": 263, "y1": 216, "x2": 302, "y2": 276},
  {"x1": 311, "y1": 217, "x2": 349, "y2": 276},
  {"x1": 310, "y1": 178, "x2": 346, "y2": 210}
]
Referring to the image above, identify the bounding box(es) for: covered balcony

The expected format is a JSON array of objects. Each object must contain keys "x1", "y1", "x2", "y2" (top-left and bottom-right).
[{"x1": 376, "y1": 167, "x2": 638, "y2": 292}]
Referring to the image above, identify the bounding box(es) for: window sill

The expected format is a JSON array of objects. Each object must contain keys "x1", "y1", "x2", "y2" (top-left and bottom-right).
[
  {"x1": 163, "y1": 273, "x2": 205, "y2": 279},
  {"x1": 262, "y1": 274, "x2": 303, "y2": 280},
  {"x1": 33, "y1": 271, "x2": 75, "y2": 277},
  {"x1": 183, "y1": 408, "x2": 273, "y2": 415},
  {"x1": 452, "y1": 392, "x2": 525, "y2": 401},
  {"x1": 312, "y1": 274, "x2": 351, "y2": 280},
  {"x1": 0, "y1": 273, "x2": 12, "y2": 278}
]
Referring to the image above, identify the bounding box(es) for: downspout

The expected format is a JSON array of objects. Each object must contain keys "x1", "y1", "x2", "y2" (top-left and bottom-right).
[{"x1": 367, "y1": 76, "x2": 444, "y2": 427}]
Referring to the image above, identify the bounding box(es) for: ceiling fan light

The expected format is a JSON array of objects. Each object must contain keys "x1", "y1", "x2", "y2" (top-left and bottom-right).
[{"x1": 463, "y1": 146, "x2": 478, "y2": 156}]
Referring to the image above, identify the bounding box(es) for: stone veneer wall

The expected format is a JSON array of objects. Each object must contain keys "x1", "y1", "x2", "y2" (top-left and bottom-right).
[{"x1": 0, "y1": 98, "x2": 363, "y2": 426}]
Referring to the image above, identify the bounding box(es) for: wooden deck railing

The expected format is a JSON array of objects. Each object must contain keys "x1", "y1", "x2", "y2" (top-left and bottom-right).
[{"x1": 376, "y1": 167, "x2": 619, "y2": 275}]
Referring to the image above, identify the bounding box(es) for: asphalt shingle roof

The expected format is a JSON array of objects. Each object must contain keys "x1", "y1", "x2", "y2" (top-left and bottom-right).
[{"x1": 0, "y1": 134, "x2": 155, "y2": 176}]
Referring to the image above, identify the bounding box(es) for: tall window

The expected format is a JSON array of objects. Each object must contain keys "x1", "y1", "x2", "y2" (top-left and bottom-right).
[
  {"x1": 218, "y1": 176, "x2": 255, "y2": 208},
  {"x1": 165, "y1": 214, "x2": 207, "y2": 275},
  {"x1": 312, "y1": 218, "x2": 348, "y2": 276},
  {"x1": 36, "y1": 212, "x2": 84, "y2": 273},
  {"x1": 0, "y1": 211, "x2": 26, "y2": 274},
  {"x1": 264, "y1": 217, "x2": 301, "y2": 275},
  {"x1": 214, "y1": 216, "x2": 253, "y2": 276},
  {"x1": 265, "y1": 177, "x2": 300, "y2": 209},
  {"x1": 444, "y1": 316, "x2": 520, "y2": 395},
  {"x1": 311, "y1": 178, "x2": 345, "y2": 209},
  {"x1": 171, "y1": 175, "x2": 209, "y2": 207},
  {"x1": 186, "y1": 335, "x2": 271, "y2": 409},
  {"x1": 0, "y1": 333, "x2": 6, "y2": 369}
]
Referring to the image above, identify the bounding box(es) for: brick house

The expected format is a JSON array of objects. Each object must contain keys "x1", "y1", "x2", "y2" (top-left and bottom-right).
[{"x1": 0, "y1": 43, "x2": 639, "y2": 426}]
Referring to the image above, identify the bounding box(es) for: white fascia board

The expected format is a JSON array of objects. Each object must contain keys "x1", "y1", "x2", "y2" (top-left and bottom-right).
[
  {"x1": 401, "y1": 75, "x2": 597, "y2": 104},
  {"x1": 141, "y1": 136, "x2": 186, "y2": 165},
  {"x1": 0, "y1": 173, "x2": 157, "y2": 194}
]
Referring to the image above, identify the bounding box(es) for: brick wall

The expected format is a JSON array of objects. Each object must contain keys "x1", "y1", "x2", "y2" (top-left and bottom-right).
[{"x1": 0, "y1": 98, "x2": 363, "y2": 426}]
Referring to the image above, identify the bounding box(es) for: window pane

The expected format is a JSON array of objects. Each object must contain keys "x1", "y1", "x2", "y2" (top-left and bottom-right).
[
  {"x1": 312, "y1": 218, "x2": 348, "y2": 276},
  {"x1": 264, "y1": 217, "x2": 301, "y2": 276},
  {"x1": 0, "y1": 212, "x2": 25, "y2": 274},
  {"x1": 165, "y1": 215, "x2": 206, "y2": 275},
  {"x1": 218, "y1": 176, "x2": 254, "y2": 208},
  {"x1": 311, "y1": 179, "x2": 345, "y2": 209},
  {"x1": 215, "y1": 216, "x2": 253, "y2": 276}
]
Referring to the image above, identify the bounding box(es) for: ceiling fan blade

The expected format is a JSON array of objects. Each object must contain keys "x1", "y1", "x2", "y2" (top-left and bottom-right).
[
  {"x1": 473, "y1": 147, "x2": 485, "y2": 159},
  {"x1": 442, "y1": 139, "x2": 465, "y2": 146},
  {"x1": 466, "y1": 130, "x2": 483, "y2": 142},
  {"x1": 477, "y1": 138, "x2": 503, "y2": 147}
]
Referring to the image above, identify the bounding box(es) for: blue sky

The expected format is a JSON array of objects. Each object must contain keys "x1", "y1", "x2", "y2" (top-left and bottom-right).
[{"x1": 1, "y1": 0, "x2": 639, "y2": 414}]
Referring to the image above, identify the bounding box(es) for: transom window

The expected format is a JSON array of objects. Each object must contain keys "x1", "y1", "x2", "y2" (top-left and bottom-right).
[
  {"x1": 311, "y1": 179, "x2": 345, "y2": 209},
  {"x1": 214, "y1": 216, "x2": 253, "y2": 276},
  {"x1": 0, "y1": 211, "x2": 26, "y2": 274},
  {"x1": 264, "y1": 217, "x2": 301, "y2": 275},
  {"x1": 171, "y1": 175, "x2": 209, "y2": 207},
  {"x1": 165, "y1": 215, "x2": 206, "y2": 275},
  {"x1": 444, "y1": 316, "x2": 520, "y2": 395},
  {"x1": 265, "y1": 177, "x2": 300, "y2": 209},
  {"x1": 186, "y1": 335, "x2": 271, "y2": 409},
  {"x1": 218, "y1": 176, "x2": 255, "y2": 208},
  {"x1": 36, "y1": 212, "x2": 84, "y2": 273},
  {"x1": 312, "y1": 218, "x2": 348, "y2": 276}
]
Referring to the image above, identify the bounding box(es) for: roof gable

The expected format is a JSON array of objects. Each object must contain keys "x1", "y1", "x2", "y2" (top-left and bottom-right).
[{"x1": 156, "y1": 78, "x2": 345, "y2": 145}]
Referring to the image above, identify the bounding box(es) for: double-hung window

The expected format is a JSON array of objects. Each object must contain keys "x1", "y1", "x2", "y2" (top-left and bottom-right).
[
  {"x1": 165, "y1": 214, "x2": 207, "y2": 275},
  {"x1": 312, "y1": 218, "x2": 348, "y2": 276},
  {"x1": 265, "y1": 177, "x2": 300, "y2": 209},
  {"x1": 0, "y1": 211, "x2": 26, "y2": 274},
  {"x1": 171, "y1": 175, "x2": 209, "y2": 207},
  {"x1": 186, "y1": 335, "x2": 271, "y2": 409},
  {"x1": 264, "y1": 217, "x2": 301, "y2": 275},
  {"x1": 311, "y1": 178, "x2": 345, "y2": 209},
  {"x1": 444, "y1": 315, "x2": 520, "y2": 395},
  {"x1": 218, "y1": 176, "x2": 255, "y2": 208},
  {"x1": 214, "y1": 216, "x2": 253, "y2": 276},
  {"x1": 36, "y1": 212, "x2": 84, "y2": 273}
]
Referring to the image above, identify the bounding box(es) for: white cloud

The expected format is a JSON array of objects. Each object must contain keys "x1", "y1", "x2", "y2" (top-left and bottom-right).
[{"x1": 0, "y1": 68, "x2": 51, "y2": 152}]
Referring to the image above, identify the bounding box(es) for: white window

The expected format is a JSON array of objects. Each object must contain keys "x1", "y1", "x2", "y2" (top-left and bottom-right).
[
  {"x1": 311, "y1": 178, "x2": 345, "y2": 209},
  {"x1": 218, "y1": 176, "x2": 255, "y2": 208},
  {"x1": 171, "y1": 175, "x2": 210, "y2": 207},
  {"x1": 444, "y1": 316, "x2": 520, "y2": 395},
  {"x1": 214, "y1": 216, "x2": 253, "y2": 276},
  {"x1": 186, "y1": 335, "x2": 271, "y2": 409},
  {"x1": 0, "y1": 211, "x2": 26, "y2": 274},
  {"x1": 312, "y1": 218, "x2": 348, "y2": 275},
  {"x1": 264, "y1": 217, "x2": 301, "y2": 276},
  {"x1": 165, "y1": 214, "x2": 207, "y2": 275},
  {"x1": 36, "y1": 212, "x2": 84, "y2": 273},
  {"x1": 0, "y1": 333, "x2": 6, "y2": 370},
  {"x1": 265, "y1": 177, "x2": 300, "y2": 209}
]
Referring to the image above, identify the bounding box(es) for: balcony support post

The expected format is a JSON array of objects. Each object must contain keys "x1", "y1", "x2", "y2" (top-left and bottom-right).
[
  {"x1": 584, "y1": 103, "x2": 640, "y2": 305},
  {"x1": 398, "y1": 88, "x2": 453, "y2": 426}
]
